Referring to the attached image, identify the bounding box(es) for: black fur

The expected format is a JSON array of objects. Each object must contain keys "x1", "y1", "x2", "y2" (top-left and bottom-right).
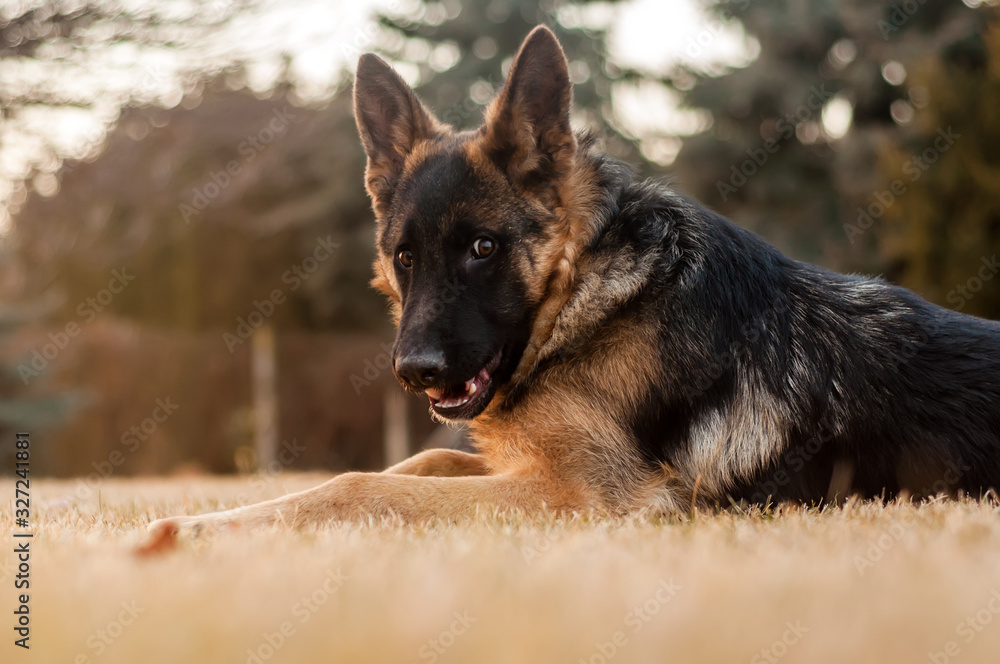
[{"x1": 562, "y1": 143, "x2": 1000, "y2": 502}]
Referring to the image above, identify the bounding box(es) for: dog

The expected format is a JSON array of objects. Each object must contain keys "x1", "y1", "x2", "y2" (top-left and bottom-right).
[{"x1": 147, "y1": 25, "x2": 1000, "y2": 540}]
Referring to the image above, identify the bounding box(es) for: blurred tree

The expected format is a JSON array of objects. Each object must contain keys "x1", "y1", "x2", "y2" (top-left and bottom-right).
[
  {"x1": 0, "y1": 296, "x2": 77, "y2": 478},
  {"x1": 376, "y1": 0, "x2": 655, "y2": 171},
  {"x1": 0, "y1": 0, "x2": 258, "y2": 200},
  {"x1": 6, "y1": 0, "x2": 674, "y2": 332},
  {"x1": 7, "y1": 1, "x2": 999, "y2": 327},
  {"x1": 6, "y1": 81, "x2": 383, "y2": 333},
  {"x1": 666, "y1": 0, "x2": 993, "y2": 276},
  {"x1": 0, "y1": 304, "x2": 75, "y2": 432},
  {"x1": 875, "y1": 21, "x2": 1000, "y2": 319},
  {"x1": 2, "y1": 78, "x2": 430, "y2": 475}
]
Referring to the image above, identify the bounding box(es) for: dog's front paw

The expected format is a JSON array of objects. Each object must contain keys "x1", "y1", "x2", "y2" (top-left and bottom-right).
[{"x1": 135, "y1": 515, "x2": 238, "y2": 556}]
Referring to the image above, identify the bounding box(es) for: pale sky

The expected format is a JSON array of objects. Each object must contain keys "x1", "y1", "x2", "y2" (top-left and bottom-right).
[{"x1": 0, "y1": 0, "x2": 756, "y2": 233}]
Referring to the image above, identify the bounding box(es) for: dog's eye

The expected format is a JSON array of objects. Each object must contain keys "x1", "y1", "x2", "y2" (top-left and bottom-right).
[
  {"x1": 471, "y1": 238, "x2": 496, "y2": 260},
  {"x1": 397, "y1": 248, "x2": 413, "y2": 269}
]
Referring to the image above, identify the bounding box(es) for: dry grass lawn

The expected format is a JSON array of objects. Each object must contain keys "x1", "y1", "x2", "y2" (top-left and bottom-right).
[{"x1": 3, "y1": 474, "x2": 1000, "y2": 663}]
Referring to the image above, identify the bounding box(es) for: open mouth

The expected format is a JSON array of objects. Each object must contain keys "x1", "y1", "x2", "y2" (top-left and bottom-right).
[{"x1": 424, "y1": 351, "x2": 503, "y2": 419}]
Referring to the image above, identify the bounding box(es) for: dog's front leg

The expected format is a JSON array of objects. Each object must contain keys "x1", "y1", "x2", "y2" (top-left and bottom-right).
[
  {"x1": 383, "y1": 448, "x2": 491, "y2": 477},
  {"x1": 145, "y1": 471, "x2": 570, "y2": 542}
]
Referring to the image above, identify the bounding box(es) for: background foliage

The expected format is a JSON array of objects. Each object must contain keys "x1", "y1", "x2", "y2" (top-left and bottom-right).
[{"x1": 2, "y1": 0, "x2": 997, "y2": 475}]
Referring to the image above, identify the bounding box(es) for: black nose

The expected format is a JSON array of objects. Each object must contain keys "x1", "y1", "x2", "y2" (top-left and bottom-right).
[{"x1": 395, "y1": 349, "x2": 447, "y2": 389}]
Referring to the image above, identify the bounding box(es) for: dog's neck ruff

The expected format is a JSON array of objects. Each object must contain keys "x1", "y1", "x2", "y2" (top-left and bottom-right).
[
  {"x1": 536, "y1": 245, "x2": 660, "y2": 363},
  {"x1": 501, "y1": 153, "x2": 654, "y2": 397}
]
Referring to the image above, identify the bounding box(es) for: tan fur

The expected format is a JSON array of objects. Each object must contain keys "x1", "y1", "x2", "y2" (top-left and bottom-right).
[
  {"x1": 384, "y1": 448, "x2": 492, "y2": 477},
  {"x1": 672, "y1": 397, "x2": 787, "y2": 499},
  {"x1": 147, "y1": 473, "x2": 576, "y2": 540},
  {"x1": 472, "y1": 315, "x2": 667, "y2": 512}
]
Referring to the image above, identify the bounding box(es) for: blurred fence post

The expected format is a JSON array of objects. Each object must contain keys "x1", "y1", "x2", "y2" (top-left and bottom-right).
[
  {"x1": 251, "y1": 325, "x2": 278, "y2": 470},
  {"x1": 384, "y1": 387, "x2": 409, "y2": 467}
]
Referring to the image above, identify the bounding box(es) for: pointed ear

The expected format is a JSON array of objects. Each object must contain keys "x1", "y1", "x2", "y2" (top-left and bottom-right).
[
  {"x1": 482, "y1": 25, "x2": 575, "y2": 194},
  {"x1": 354, "y1": 54, "x2": 443, "y2": 215}
]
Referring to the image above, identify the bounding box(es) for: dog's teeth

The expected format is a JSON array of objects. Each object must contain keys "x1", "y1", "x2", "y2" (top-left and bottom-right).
[
  {"x1": 425, "y1": 387, "x2": 445, "y2": 400},
  {"x1": 467, "y1": 380, "x2": 477, "y2": 396},
  {"x1": 437, "y1": 394, "x2": 471, "y2": 409}
]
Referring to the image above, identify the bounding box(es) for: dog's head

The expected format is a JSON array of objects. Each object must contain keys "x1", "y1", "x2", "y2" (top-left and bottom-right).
[{"x1": 354, "y1": 26, "x2": 593, "y2": 421}]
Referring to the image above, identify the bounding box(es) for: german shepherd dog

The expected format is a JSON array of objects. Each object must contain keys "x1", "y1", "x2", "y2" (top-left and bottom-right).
[{"x1": 148, "y1": 26, "x2": 1000, "y2": 540}]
